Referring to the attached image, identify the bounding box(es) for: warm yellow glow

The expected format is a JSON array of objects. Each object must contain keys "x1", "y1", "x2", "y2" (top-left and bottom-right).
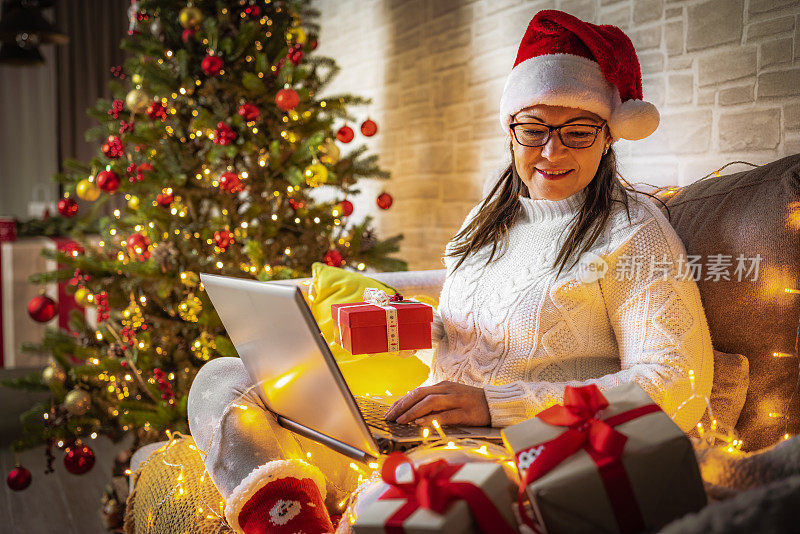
[
  {"x1": 444, "y1": 441, "x2": 459, "y2": 449},
  {"x1": 273, "y1": 371, "x2": 298, "y2": 390},
  {"x1": 349, "y1": 462, "x2": 360, "y2": 472},
  {"x1": 769, "y1": 412, "x2": 784, "y2": 418},
  {"x1": 431, "y1": 419, "x2": 448, "y2": 440},
  {"x1": 773, "y1": 352, "x2": 795, "y2": 358},
  {"x1": 473, "y1": 445, "x2": 489, "y2": 456},
  {"x1": 368, "y1": 462, "x2": 379, "y2": 469}
]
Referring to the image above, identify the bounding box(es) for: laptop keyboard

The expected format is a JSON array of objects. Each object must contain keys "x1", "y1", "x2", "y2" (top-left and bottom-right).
[{"x1": 355, "y1": 396, "x2": 459, "y2": 438}]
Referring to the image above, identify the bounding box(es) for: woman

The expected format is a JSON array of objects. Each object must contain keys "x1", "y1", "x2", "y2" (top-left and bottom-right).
[
  {"x1": 188, "y1": 10, "x2": 713, "y2": 534},
  {"x1": 387, "y1": 10, "x2": 714, "y2": 432}
]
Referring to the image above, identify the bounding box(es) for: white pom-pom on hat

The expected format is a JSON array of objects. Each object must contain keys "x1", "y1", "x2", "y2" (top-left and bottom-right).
[{"x1": 608, "y1": 99, "x2": 660, "y2": 141}]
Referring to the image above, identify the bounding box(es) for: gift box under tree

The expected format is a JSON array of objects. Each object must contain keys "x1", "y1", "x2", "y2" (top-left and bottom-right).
[{"x1": 502, "y1": 382, "x2": 707, "y2": 533}]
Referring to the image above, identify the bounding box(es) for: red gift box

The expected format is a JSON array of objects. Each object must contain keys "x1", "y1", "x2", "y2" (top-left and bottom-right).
[{"x1": 331, "y1": 297, "x2": 433, "y2": 355}]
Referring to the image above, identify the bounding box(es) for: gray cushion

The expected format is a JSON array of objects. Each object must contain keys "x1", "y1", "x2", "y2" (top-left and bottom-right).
[
  {"x1": 658, "y1": 153, "x2": 800, "y2": 451},
  {"x1": 709, "y1": 349, "x2": 749, "y2": 432}
]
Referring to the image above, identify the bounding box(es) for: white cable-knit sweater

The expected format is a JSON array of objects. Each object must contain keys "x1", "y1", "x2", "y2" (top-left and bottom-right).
[{"x1": 423, "y1": 188, "x2": 714, "y2": 432}]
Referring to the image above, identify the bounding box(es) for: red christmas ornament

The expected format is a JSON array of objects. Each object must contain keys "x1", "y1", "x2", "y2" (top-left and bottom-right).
[
  {"x1": 57, "y1": 198, "x2": 78, "y2": 217},
  {"x1": 214, "y1": 230, "x2": 235, "y2": 251},
  {"x1": 64, "y1": 443, "x2": 95, "y2": 475},
  {"x1": 377, "y1": 192, "x2": 393, "y2": 210},
  {"x1": 28, "y1": 295, "x2": 57, "y2": 322},
  {"x1": 182, "y1": 28, "x2": 195, "y2": 42},
  {"x1": 339, "y1": 200, "x2": 353, "y2": 217},
  {"x1": 288, "y1": 198, "x2": 306, "y2": 211},
  {"x1": 146, "y1": 101, "x2": 167, "y2": 121},
  {"x1": 360, "y1": 118, "x2": 378, "y2": 137},
  {"x1": 201, "y1": 55, "x2": 224, "y2": 76},
  {"x1": 219, "y1": 172, "x2": 245, "y2": 193},
  {"x1": 244, "y1": 4, "x2": 261, "y2": 17},
  {"x1": 101, "y1": 136, "x2": 124, "y2": 159},
  {"x1": 237, "y1": 102, "x2": 260, "y2": 121},
  {"x1": 126, "y1": 233, "x2": 151, "y2": 261},
  {"x1": 323, "y1": 249, "x2": 343, "y2": 267},
  {"x1": 213, "y1": 122, "x2": 237, "y2": 145},
  {"x1": 310, "y1": 39, "x2": 318, "y2": 50},
  {"x1": 336, "y1": 125, "x2": 354, "y2": 143},
  {"x1": 275, "y1": 88, "x2": 300, "y2": 111},
  {"x1": 6, "y1": 465, "x2": 31, "y2": 491},
  {"x1": 156, "y1": 192, "x2": 174, "y2": 206},
  {"x1": 61, "y1": 241, "x2": 85, "y2": 257},
  {"x1": 96, "y1": 170, "x2": 121, "y2": 193}
]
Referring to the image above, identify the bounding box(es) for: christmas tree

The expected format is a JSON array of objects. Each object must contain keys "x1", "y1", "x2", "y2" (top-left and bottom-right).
[{"x1": 3, "y1": 0, "x2": 406, "y2": 479}]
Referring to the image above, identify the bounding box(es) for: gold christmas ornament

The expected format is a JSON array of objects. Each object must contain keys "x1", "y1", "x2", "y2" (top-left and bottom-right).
[
  {"x1": 128, "y1": 195, "x2": 140, "y2": 210},
  {"x1": 178, "y1": 294, "x2": 202, "y2": 322},
  {"x1": 179, "y1": 6, "x2": 203, "y2": 29},
  {"x1": 73, "y1": 287, "x2": 93, "y2": 307},
  {"x1": 317, "y1": 139, "x2": 340, "y2": 165},
  {"x1": 179, "y1": 271, "x2": 199, "y2": 287},
  {"x1": 304, "y1": 162, "x2": 328, "y2": 188},
  {"x1": 125, "y1": 88, "x2": 151, "y2": 114},
  {"x1": 64, "y1": 388, "x2": 92, "y2": 416},
  {"x1": 286, "y1": 26, "x2": 306, "y2": 44},
  {"x1": 191, "y1": 332, "x2": 216, "y2": 361},
  {"x1": 42, "y1": 365, "x2": 66, "y2": 387},
  {"x1": 76, "y1": 179, "x2": 101, "y2": 202},
  {"x1": 131, "y1": 73, "x2": 143, "y2": 85}
]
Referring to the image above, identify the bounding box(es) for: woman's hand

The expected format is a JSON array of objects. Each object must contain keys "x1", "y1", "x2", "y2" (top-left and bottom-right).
[{"x1": 384, "y1": 381, "x2": 491, "y2": 427}]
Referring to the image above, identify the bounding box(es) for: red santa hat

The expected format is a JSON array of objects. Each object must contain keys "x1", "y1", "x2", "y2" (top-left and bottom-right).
[{"x1": 499, "y1": 10, "x2": 660, "y2": 141}]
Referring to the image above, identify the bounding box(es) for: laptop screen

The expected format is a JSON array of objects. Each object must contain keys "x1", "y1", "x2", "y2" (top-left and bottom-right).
[{"x1": 200, "y1": 274, "x2": 379, "y2": 456}]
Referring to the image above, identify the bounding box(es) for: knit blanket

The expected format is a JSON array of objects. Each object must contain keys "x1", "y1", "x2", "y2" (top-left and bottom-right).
[{"x1": 659, "y1": 435, "x2": 800, "y2": 532}]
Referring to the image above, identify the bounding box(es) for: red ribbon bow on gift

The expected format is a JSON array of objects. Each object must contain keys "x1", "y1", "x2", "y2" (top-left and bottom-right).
[
  {"x1": 517, "y1": 384, "x2": 660, "y2": 534},
  {"x1": 378, "y1": 452, "x2": 515, "y2": 534}
]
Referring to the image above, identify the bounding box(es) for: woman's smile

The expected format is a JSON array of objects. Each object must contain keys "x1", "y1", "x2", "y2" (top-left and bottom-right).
[{"x1": 536, "y1": 168, "x2": 574, "y2": 179}]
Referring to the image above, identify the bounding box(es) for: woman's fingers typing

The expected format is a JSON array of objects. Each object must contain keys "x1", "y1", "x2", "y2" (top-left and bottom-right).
[
  {"x1": 394, "y1": 394, "x2": 457, "y2": 424},
  {"x1": 385, "y1": 381, "x2": 491, "y2": 427},
  {"x1": 385, "y1": 383, "x2": 449, "y2": 421}
]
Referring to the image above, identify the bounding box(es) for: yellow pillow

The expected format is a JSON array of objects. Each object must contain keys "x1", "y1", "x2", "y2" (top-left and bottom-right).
[{"x1": 304, "y1": 262, "x2": 431, "y2": 396}]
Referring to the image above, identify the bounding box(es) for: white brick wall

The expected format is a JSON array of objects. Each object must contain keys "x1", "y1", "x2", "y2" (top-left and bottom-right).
[{"x1": 313, "y1": 0, "x2": 800, "y2": 270}]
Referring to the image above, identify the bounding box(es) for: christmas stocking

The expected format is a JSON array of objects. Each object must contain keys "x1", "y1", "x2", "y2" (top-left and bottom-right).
[{"x1": 224, "y1": 459, "x2": 334, "y2": 534}]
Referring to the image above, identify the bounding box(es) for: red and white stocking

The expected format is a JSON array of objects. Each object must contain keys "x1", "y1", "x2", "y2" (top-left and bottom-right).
[{"x1": 224, "y1": 459, "x2": 333, "y2": 534}]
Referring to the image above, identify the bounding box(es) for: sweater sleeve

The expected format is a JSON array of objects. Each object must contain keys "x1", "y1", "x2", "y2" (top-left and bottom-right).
[{"x1": 483, "y1": 208, "x2": 714, "y2": 432}]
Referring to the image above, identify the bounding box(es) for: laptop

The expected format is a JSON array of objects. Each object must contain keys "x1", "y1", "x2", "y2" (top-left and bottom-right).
[{"x1": 200, "y1": 273, "x2": 502, "y2": 463}]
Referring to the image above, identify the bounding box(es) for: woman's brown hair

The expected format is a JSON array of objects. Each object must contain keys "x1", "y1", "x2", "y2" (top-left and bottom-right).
[{"x1": 444, "y1": 139, "x2": 669, "y2": 279}]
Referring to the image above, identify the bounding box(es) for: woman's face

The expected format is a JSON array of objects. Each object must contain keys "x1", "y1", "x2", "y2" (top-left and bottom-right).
[{"x1": 510, "y1": 104, "x2": 611, "y2": 201}]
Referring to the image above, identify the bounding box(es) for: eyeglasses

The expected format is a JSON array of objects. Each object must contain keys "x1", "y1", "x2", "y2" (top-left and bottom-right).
[{"x1": 510, "y1": 121, "x2": 606, "y2": 149}]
